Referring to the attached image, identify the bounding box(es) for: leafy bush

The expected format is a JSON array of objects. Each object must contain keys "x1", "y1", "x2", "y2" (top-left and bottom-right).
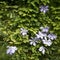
[{"x1": 0, "y1": 0, "x2": 60, "y2": 60}]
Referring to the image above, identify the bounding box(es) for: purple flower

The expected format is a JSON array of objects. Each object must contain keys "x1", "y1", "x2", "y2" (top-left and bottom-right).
[
  {"x1": 29, "y1": 37, "x2": 38, "y2": 46},
  {"x1": 42, "y1": 37, "x2": 52, "y2": 46},
  {"x1": 20, "y1": 28, "x2": 28, "y2": 36},
  {"x1": 39, "y1": 46, "x2": 45, "y2": 54},
  {"x1": 36, "y1": 31, "x2": 47, "y2": 39},
  {"x1": 6, "y1": 46, "x2": 17, "y2": 55},
  {"x1": 40, "y1": 5, "x2": 49, "y2": 13},
  {"x1": 40, "y1": 26, "x2": 49, "y2": 33},
  {"x1": 48, "y1": 34, "x2": 57, "y2": 40}
]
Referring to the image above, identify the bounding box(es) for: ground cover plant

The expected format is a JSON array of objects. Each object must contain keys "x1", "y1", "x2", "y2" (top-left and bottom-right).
[{"x1": 0, "y1": 0, "x2": 60, "y2": 60}]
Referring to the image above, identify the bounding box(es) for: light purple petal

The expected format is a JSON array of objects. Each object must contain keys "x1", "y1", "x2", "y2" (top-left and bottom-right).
[
  {"x1": 39, "y1": 46, "x2": 45, "y2": 54},
  {"x1": 48, "y1": 34, "x2": 57, "y2": 40},
  {"x1": 40, "y1": 5, "x2": 49, "y2": 13},
  {"x1": 42, "y1": 27, "x2": 49, "y2": 33},
  {"x1": 6, "y1": 46, "x2": 17, "y2": 55}
]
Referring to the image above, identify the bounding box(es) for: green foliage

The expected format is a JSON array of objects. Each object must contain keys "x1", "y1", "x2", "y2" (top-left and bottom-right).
[{"x1": 0, "y1": 0, "x2": 60, "y2": 60}]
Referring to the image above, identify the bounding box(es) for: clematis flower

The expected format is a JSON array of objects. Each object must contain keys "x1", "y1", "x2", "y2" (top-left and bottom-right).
[
  {"x1": 39, "y1": 46, "x2": 45, "y2": 54},
  {"x1": 40, "y1": 5, "x2": 49, "y2": 13},
  {"x1": 36, "y1": 31, "x2": 47, "y2": 39},
  {"x1": 29, "y1": 37, "x2": 38, "y2": 46},
  {"x1": 48, "y1": 34, "x2": 57, "y2": 40},
  {"x1": 40, "y1": 26, "x2": 49, "y2": 33},
  {"x1": 6, "y1": 46, "x2": 17, "y2": 55},
  {"x1": 20, "y1": 28, "x2": 28, "y2": 36},
  {"x1": 42, "y1": 37, "x2": 52, "y2": 46}
]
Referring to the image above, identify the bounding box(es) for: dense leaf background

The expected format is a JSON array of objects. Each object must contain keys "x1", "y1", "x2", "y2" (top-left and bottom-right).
[{"x1": 0, "y1": 0, "x2": 60, "y2": 60}]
